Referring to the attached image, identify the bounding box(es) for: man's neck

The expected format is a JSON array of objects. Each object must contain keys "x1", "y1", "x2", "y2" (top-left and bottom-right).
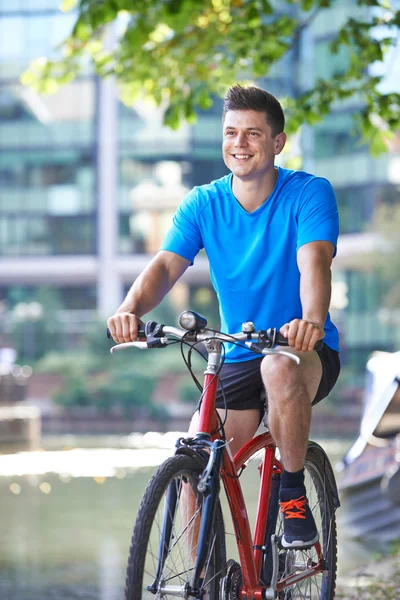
[{"x1": 232, "y1": 167, "x2": 278, "y2": 213}]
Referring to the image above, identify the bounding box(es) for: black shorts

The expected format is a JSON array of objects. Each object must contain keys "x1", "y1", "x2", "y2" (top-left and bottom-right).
[{"x1": 196, "y1": 344, "x2": 340, "y2": 419}]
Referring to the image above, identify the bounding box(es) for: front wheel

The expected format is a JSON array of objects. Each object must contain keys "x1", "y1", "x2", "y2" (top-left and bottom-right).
[
  {"x1": 275, "y1": 445, "x2": 338, "y2": 600},
  {"x1": 125, "y1": 453, "x2": 226, "y2": 600}
]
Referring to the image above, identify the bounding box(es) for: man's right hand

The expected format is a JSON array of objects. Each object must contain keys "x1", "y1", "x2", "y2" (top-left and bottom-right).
[{"x1": 107, "y1": 312, "x2": 144, "y2": 343}]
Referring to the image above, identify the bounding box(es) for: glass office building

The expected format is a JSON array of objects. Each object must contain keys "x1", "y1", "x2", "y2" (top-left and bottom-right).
[
  {"x1": 0, "y1": 0, "x2": 399, "y2": 368},
  {"x1": 0, "y1": 0, "x2": 227, "y2": 333},
  {"x1": 0, "y1": 1, "x2": 97, "y2": 316}
]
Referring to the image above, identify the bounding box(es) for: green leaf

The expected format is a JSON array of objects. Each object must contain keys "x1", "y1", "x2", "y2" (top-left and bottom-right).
[
  {"x1": 165, "y1": 0, "x2": 184, "y2": 15},
  {"x1": 301, "y1": 0, "x2": 315, "y2": 11},
  {"x1": 197, "y1": 88, "x2": 213, "y2": 110},
  {"x1": 72, "y1": 19, "x2": 92, "y2": 42},
  {"x1": 184, "y1": 95, "x2": 197, "y2": 124},
  {"x1": 259, "y1": 0, "x2": 273, "y2": 15},
  {"x1": 164, "y1": 104, "x2": 182, "y2": 129},
  {"x1": 60, "y1": 0, "x2": 78, "y2": 11}
]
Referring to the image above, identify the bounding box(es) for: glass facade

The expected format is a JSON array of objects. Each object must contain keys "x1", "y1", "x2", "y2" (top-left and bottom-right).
[
  {"x1": 314, "y1": 113, "x2": 362, "y2": 160},
  {"x1": 335, "y1": 186, "x2": 375, "y2": 234},
  {"x1": 0, "y1": 1, "x2": 96, "y2": 258},
  {"x1": 0, "y1": 82, "x2": 96, "y2": 256},
  {"x1": 311, "y1": 0, "x2": 366, "y2": 38},
  {"x1": 0, "y1": 9, "x2": 76, "y2": 78},
  {"x1": 314, "y1": 40, "x2": 350, "y2": 81},
  {"x1": 0, "y1": 1, "x2": 61, "y2": 10},
  {"x1": 341, "y1": 270, "x2": 396, "y2": 355},
  {"x1": 117, "y1": 100, "x2": 228, "y2": 256},
  {"x1": 0, "y1": 2, "x2": 99, "y2": 347}
]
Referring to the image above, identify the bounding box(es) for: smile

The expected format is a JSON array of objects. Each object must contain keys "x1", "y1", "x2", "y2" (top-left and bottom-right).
[{"x1": 232, "y1": 154, "x2": 253, "y2": 160}]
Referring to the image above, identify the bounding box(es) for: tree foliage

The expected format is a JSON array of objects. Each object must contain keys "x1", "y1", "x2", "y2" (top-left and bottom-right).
[
  {"x1": 36, "y1": 304, "x2": 204, "y2": 413},
  {"x1": 21, "y1": 0, "x2": 400, "y2": 153}
]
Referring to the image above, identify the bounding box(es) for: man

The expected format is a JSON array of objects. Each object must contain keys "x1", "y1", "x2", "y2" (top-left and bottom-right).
[{"x1": 107, "y1": 85, "x2": 340, "y2": 548}]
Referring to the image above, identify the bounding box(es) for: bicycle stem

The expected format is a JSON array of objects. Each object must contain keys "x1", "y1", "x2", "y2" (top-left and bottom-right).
[{"x1": 196, "y1": 340, "x2": 224, "y2": 435}]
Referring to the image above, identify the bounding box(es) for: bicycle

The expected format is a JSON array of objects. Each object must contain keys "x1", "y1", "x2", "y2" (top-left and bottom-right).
[{"x1": 108, "y1": 310, "x2": 340, "y2": 600}]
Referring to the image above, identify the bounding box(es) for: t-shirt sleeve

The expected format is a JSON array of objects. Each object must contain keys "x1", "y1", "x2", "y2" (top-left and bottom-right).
[
  {"x1": 159, "y1": 187, "x2": 204, "y2": 264},
  {"x1": 297, "y1": 177, "x2": 339, "y2": 256}
]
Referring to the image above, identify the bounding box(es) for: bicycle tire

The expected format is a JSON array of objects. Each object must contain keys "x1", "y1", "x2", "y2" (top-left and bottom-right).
[
  {"x1": 125, "y1": 453, "x2": 226, "y2": 600},
  {"x1": 273, "y1": 445, "x2": 338, "y2": 600}
]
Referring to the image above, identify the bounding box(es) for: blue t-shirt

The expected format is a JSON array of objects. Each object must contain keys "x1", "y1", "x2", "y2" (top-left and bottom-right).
[{"x1": 160, "y1": 167, "x2": 340, "y2": 361}]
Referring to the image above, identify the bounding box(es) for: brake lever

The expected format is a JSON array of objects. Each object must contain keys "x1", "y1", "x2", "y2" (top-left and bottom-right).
[
  {"x1": 262, "y1": 348, "x2": 300, "y2": 364},
  {"x1": 144, "y1": 320, "x2": 167, "y2": 348},
  {"x1": 246, "y1": 343, "x2": 301, "y2": 365}
]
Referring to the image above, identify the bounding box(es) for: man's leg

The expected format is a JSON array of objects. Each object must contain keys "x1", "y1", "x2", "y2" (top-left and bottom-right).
[
  {"x1": 260, "y1": 349, "x2": 322, "y2": 548},
  {"x1": 260, "y1": 349, "x2": 322, "y2": 470},
  {"x1": 188, "y1": 407, "x2": 261, "y2": 455}
]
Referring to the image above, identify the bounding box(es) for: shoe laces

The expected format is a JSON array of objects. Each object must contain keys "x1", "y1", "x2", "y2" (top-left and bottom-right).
[{"x1": 279, "y1": 495, "x2": 307, "y2": 520}]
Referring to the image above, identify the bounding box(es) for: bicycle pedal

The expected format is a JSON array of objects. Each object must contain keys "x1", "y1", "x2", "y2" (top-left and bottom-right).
[
  {"x1": 281, "y1": 540, "x2": 315, "y2": 551},
  {"x1": 278, "y1": 535, "x2": 316, "y2": 551}
]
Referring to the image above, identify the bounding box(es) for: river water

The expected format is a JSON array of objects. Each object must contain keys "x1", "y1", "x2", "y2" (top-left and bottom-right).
[{"x1": 0, "y1": 434, "x2": 372, "y2": 599}]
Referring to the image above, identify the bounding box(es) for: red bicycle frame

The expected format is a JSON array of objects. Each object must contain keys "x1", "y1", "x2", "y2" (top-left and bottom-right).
[{"x1": 197, "y1": 371, "x2": 325, "y2": 599}]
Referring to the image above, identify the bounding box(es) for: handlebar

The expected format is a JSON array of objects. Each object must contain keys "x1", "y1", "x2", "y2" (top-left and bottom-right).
[{"x1": 107, "y1": 311, "x2": 324, "y2": 356}]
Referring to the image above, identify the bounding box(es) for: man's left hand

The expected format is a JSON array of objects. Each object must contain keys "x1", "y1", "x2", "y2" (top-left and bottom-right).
[{"x1": 280, "y1": 319, "x2": 324, "y2": 352}]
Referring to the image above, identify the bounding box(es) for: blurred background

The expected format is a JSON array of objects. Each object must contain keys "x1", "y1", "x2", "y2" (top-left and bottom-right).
[{"x1": 0, "y1": 1, "x2": 400, "y2": 599}]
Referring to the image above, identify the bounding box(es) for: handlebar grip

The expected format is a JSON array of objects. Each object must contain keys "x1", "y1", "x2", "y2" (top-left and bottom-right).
[
  {"x1": 106, "y1": 325, "x2": 147, "y2": 340},
  {"x1": 314, "y1": 339, "x2": 324, "y2": 352},
  {"x1": 275, "y1": 332, "x2": 324, "y2": 352},
  {"x1": 274, "y1": 332, "x2": 289, "y2": 346}
]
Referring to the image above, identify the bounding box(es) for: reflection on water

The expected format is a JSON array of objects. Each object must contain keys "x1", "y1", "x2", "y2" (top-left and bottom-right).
[
  {"x1": 0, "y1": 447, "x2": 174, "y2": 477},
  {"x1": 0, "y1": 435, "x2": 369, "y2": 600},
  {"x1": 0, "y1": 467, "x2": 154, "y2": 599}
]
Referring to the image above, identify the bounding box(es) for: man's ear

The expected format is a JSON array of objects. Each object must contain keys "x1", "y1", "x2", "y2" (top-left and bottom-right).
[{"x1": 275, "y1": 132, "x2": 287, "y2": 155}]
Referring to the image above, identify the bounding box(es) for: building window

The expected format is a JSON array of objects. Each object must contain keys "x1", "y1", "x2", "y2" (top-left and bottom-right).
[
  {"x1": 0, "y1": 215, "x2": 95, "y2": 256},
  {"x1": 335, "y1": 186, "x2": 374, "y2": 234},
  {"x1": 0, "y1": 284, "x2": 97, "y2": 311},
  {"x1": 0, "y1": 11, "x2": 76, "y2": 79}
]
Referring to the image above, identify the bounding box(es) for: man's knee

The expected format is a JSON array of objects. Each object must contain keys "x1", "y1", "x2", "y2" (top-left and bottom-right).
[
  {"x1": 261, "y1": 351, "x2": 322, "y2": 403},
  {"x1": 261, "y1": 354, "x2": 299, "y2": 389}
]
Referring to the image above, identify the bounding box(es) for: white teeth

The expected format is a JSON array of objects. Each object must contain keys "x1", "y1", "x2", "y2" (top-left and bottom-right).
[{"x1": 234, "y1": 155, "x2": 251, "y2": 159}]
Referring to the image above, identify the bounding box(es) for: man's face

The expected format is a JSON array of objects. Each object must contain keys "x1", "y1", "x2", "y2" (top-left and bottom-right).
[{"x1": 222, "y1": 110, "x2": 285, "y2": 179}]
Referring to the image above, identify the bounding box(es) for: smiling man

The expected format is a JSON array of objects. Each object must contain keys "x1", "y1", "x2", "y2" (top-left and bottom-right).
[{"x1": 107, "y1": 85, "x2": 340, "y2": 548}]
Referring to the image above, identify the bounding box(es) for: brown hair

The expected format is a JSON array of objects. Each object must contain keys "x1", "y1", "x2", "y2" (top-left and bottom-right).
[{"x1": 222, "y1": 84, "x2": 285, "y2": 136}]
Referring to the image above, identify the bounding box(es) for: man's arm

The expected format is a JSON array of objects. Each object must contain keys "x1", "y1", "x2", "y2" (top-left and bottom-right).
[
  {"x1": 280, "y1": 241, "x2": 334, "y2": 352},
  {"x1": 107, "y1": 250, "x2": 191, "y2": 343}
]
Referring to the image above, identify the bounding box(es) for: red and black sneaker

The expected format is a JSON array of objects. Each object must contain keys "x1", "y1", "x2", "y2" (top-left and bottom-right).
[{"x1": 279, "y1": 487, "x2": 319, "y2": 549}]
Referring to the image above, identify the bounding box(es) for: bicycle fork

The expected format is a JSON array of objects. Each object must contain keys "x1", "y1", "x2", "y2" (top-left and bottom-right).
[
  {"x1": 148, "y1": 479, "x2": 179, "y2": 594},
  {"x1": 149, "y1": 439, "x2": 225, "y2": 598},
  {"x1": 192, "y1": 438, "x2": 225, "y2": 588}
]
